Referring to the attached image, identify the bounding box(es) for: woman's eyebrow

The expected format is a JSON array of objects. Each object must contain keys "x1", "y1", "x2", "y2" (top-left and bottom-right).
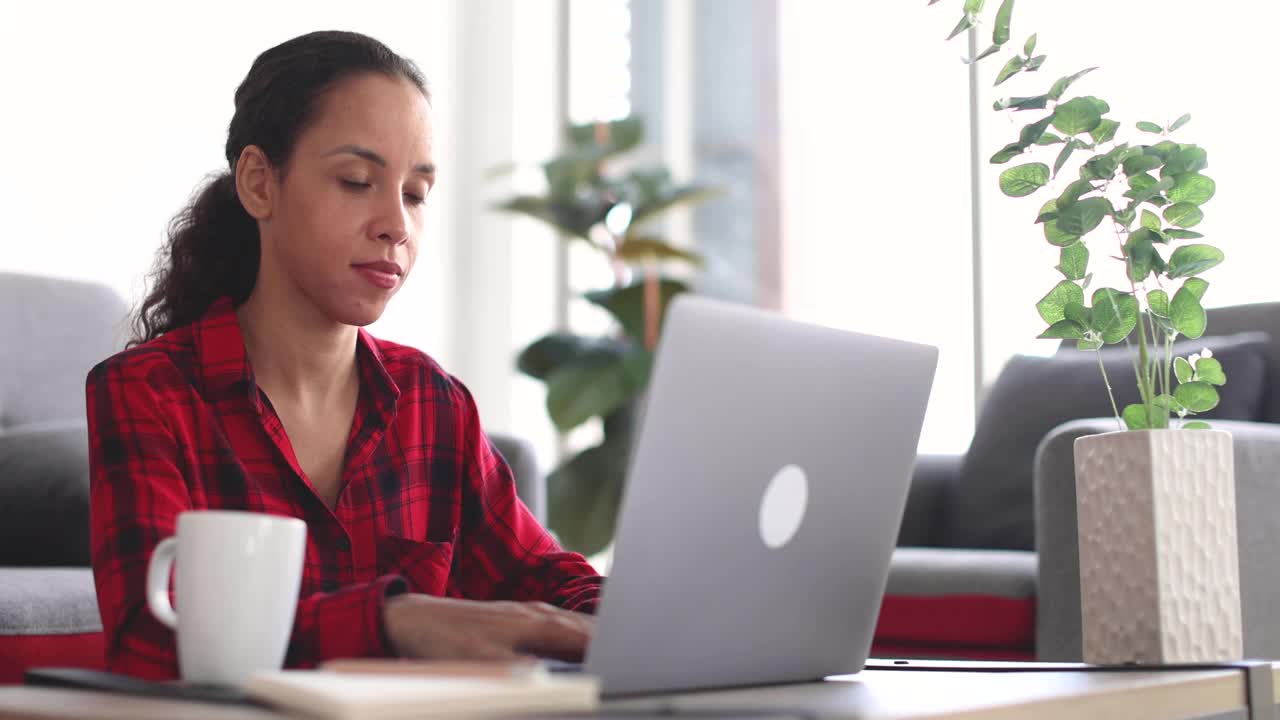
[{"x1": 322, "y1": 144, "x2": 436, "y2": 177}]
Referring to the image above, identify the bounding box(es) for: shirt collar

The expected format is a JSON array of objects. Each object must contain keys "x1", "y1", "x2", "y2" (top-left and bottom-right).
[
  {"x1": 355, "y1": 327, "x2": 402, "y2": 413},
  {"x1": 193, "y1": 297, "x2": 401, "y2": 410},
  {"x1": 192, "y1": 297, "x2": 256, "y2": 403}
]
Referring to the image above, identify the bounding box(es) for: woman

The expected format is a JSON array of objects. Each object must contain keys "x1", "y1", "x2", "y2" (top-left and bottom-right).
[{"x1": 87, "y1": 30, "x2": 602, "y2": 680}]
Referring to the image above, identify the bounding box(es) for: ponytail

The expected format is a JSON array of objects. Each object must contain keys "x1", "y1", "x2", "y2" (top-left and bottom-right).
[{"x1": 129, "y1": 173, "x2": 259, "y2": 346}]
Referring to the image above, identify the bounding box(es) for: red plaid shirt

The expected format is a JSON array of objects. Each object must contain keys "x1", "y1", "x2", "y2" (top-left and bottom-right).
[{"x1": 87, "y1": 298, "x2": 601, "y2": 679}]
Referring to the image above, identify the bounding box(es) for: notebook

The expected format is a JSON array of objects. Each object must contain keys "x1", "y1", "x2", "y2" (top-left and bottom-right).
[{"x1": 244, "y1": 670, "x2": 599, "y2": 719}]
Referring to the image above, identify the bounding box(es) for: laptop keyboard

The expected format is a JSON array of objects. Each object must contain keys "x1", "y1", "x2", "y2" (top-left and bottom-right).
[{"x1": 541, "y1": 659, "x2": 584, "y2": 674}]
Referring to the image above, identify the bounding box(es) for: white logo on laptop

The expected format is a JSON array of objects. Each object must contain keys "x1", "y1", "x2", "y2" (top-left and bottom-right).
[{"x1": 759, "y1": 464, "x2": 809, "y2": 549}]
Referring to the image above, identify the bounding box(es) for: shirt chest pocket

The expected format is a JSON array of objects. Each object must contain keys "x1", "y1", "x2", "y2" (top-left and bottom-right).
[{"x1": 376, "y1": 536, "x2": 454, "y2": 597}]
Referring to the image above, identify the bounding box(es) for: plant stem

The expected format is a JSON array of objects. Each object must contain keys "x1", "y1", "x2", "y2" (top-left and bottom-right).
[
  {"x1": 1142, "y1": 307, "x2": 1162, "y2": 407},
  {"x1": 1134, "y1": 300, "x2": 1155, "y2": 425},
  {"x1": 1115, "y1": 217, "x2": 1156, "y2": 428},
  {"x1": 605, "y1": 237, "x2": 628, "y2": 288},
  {"x1": 642, "y1": 261, "x2": 659, "y2": 351},
  {"x1": 1096, "y1": 349, "x2": 1124, "y2": 432}
]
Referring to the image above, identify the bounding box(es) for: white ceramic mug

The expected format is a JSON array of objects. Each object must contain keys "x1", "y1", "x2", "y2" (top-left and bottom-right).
[{"x1": 146, "y1": 510, "x2": 307, "y2": 685}]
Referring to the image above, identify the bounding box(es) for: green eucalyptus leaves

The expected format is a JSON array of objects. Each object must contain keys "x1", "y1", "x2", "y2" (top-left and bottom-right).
[{"x1": 938, "y1": 0, "x2": 1224, "y2": 430}]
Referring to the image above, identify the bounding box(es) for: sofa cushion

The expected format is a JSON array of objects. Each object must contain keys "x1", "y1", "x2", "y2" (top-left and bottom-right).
[
  {"x1": 0, "y1": 273, "x2": 128, "y2": 434},
  {"x1": 0, "y1": 274, "x2": 128, "y2": 434},
  {"x1": 946, "y1": 332, "x2": 1272, "y2": 551},
  {"x1": 874, "y1": 549, "x2": 1037, "y2": 657},
  {"x1": 873, "y1": 597, "x2": 1036, "y2": 657},
  {"x1": 0, "y1": 424, "x2": 92, "y2": 566},
  {"x1": 0, "y1": 633, "x2": 105, "y2": 684},
  {"x1": 0, "y1": 568, "x2": 104, "y2": 683},
  {"x1": 0, "y1": 568, "x2": 102, "y2": 635},
  {"x1": 885, "y1": 548, "x2": 1036, "y2": 599}
]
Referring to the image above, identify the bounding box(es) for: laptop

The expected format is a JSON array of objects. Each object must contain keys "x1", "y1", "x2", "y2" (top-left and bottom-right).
[{"x1": 578, "y1": 295, "x2": 938, "y2": 696}]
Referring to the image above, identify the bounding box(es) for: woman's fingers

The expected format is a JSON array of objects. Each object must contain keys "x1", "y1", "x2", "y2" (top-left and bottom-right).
[
  {"x1": 383, "y1": 594, "x2": 594, "y2": 662},
  {"x1": 509, "y1": 603, "x2": 593, "y2": 661}
]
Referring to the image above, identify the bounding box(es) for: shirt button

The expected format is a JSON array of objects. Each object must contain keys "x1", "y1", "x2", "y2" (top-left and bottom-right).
[{"x1": 336, "y1": 536, "x2": 351, "y2": 551}]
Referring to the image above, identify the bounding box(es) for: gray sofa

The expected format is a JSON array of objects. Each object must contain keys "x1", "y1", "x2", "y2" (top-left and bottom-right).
[
  {"x1": 888, "y1": 301, "x2": 1280, "y2": 660},
  {"x1": 0, "y1": 273, "x2": 544, "y2": 681},
  {"x1": 1036, "y1": 303, "x2": 1280, "y2": 660}
]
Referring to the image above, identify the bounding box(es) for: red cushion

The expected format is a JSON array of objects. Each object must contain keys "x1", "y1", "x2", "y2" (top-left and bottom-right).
[
  {"x1": 0, "y1": 598, "x2": 1033, "y2": 683},
  {"x1": 0, "y1": 633, "x2": 105, "y2": 685},
  {"x1": 870, "y1": 642, "x2": 1036, "y2": 661},
  {"x1": 874, "y1": 594, "x2": 1036, "y2": 655}
]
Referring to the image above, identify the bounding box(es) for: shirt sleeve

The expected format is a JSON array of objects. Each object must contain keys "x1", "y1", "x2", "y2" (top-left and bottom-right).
[
  {"x1": 86, "y1": 358, "x2": 406, "y2": 680},
  {"x1": 446, "y1": 380, "x2": 604, "y2": 612}
]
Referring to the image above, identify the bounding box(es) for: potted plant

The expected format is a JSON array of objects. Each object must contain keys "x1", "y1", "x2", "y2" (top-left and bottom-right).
[
  {"x1": 494, "y1": 116, "x2": 718, "y2": 558},
  {"x1": 935, "y1": 0, "x2": 1240, "y2": 663}
]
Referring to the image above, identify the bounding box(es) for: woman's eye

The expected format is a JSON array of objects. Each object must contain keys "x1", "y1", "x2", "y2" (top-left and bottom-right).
[
  {"x1": 404, "y1": 192, "x2": 426, "y2": 207},
  {"x1": 340, "y1": 179, "x2": 370, "y2": 190}
]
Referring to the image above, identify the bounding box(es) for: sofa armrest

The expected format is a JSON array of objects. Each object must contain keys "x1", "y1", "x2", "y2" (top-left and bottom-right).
[
  {"x1": 878, "y1": 548, "x2": 1037, "y2": 654},
  {"x1": 886, "y1": 547, "x2": 1036, "y2": 598},
  {"x1": 1034, "y1": 418, "x2": 1280, "y2": 661},
  {"x1": 898, "y1": 454, "x2": 963, "y2": 547},
  {"x1": 487, "y1": 432, "x2": 545, "y2": 523}
]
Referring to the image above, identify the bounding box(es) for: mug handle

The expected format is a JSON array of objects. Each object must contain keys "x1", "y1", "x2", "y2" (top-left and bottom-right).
[{"x1": 146, "y1": 537, "x2": 180, "y2": 630}]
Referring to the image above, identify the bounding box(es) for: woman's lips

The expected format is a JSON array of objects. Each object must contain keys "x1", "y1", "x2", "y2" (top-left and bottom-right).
[{"x1": 353, "y1": 265, "x2": 400, "y2": 289}]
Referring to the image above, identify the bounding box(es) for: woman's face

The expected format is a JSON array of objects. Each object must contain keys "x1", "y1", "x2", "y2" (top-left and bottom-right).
[{"x1": 257, "y1": 72, "x2": 434, "y2": 328}]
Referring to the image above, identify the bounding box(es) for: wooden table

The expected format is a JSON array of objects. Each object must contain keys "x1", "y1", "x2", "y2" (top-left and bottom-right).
[
  {"x1": 0, "y1": 662, "x2": 1274, "y2": 719},
  {"x1": 611, "y1": 665, "x2": 1264, "y2": 719}
]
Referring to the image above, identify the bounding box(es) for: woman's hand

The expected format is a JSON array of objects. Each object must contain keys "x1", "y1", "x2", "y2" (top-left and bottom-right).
[{"x1": 382, "y1": 594, "x2": 594, "y2": 662}]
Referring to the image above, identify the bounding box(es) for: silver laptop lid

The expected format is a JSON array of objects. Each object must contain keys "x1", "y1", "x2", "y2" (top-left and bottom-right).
[{"x1": 585, "y1": 295, "x2": 938, "y2": 696}]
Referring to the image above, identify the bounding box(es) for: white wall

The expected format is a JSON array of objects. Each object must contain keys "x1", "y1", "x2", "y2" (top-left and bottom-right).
[
  {"x1": 977, "y1": 0, "x2": 1280, "y2": 386},
  {"x1": 1, "y1": 1, "x2": 563, "y2": 450},
  {"x1": 778, "y1": 2, "x2": 976, "y2": 453},
  {"x1": 2, "y1": 1, "x2": 454, "y2": 358},
  {"x1": 453, "y1": 0, "x2": 563, "y2": 456}
]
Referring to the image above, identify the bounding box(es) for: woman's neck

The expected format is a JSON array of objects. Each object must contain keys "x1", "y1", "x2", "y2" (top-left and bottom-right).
[{"x1": 235, "y1": 283, "x2": 360, "y2": 405}]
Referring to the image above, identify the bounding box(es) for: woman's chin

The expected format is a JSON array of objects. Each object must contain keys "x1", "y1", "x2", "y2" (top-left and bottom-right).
[{"x1": 329, "y1": 296, "x2": 391, "y2": 328}]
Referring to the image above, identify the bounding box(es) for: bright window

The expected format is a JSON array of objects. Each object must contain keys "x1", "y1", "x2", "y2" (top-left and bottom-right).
[
  {"x1": 778, "y1": 1, "x2": 977, "y2": 453},
  {"x1": 777, "y1": 0, "x2": 1278, "y2": 454},
  {"x1": 977, "y1": 0, "x2": 1280, "y2": 385}
]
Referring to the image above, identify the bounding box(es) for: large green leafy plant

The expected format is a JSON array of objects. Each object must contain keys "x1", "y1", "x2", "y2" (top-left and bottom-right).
[
  {"x1": 936, "y1": 0, "x2": 1225, "y2": 431},
  {"x1": 495, "y1": 116, "x2": 717, "y2": 555}
]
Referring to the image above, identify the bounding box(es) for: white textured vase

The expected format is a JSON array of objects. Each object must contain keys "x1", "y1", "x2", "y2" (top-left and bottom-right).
[{"x1": 1074, "y1": 429, "x2": 1242, "y2": 664}]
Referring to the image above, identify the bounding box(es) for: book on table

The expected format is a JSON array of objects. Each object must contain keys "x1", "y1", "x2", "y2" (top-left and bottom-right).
[{"x1": 244, "y1": 668, "x2": 599, "y2": 720}]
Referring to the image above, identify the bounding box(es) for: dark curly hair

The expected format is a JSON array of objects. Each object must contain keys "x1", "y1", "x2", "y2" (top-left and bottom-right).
[{"x1": 130, "y1": 30, "x2": 429, "y2": 346}]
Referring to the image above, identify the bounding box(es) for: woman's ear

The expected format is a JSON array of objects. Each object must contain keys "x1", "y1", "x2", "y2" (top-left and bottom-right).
[{"x1": 235, "y1": 145, "x2": 276, "y2": 220}]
